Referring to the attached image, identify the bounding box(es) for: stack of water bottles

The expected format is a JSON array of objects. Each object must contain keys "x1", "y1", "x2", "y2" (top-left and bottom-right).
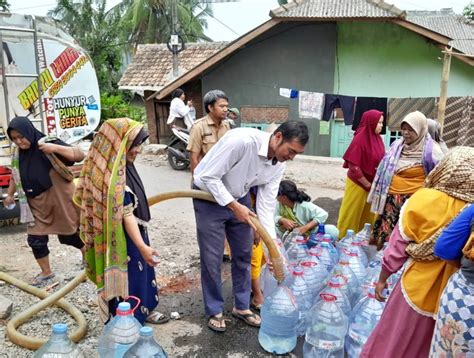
[{"x1": 258, "y1": 223, "x2": 403, "y2": 356}]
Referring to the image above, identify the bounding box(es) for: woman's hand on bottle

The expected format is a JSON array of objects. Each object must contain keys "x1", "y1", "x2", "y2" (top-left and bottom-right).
[
  {"x1": 279, "y1": 218, "x2": 296, "y2": 231},
  {"x1": 3, "y1": 195, "x2": 14, "y2": 207},
  {"x1": 140, "y1": 246, "x2": 160, "y2": 267},
  {"x1": 375, "y1": 280, "x2": 388, "y2": 302}
]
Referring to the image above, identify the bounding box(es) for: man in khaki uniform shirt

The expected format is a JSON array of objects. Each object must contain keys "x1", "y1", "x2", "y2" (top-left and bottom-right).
[
  {"x1": 187, "y1": 90, "x2": 231, "y2": 174},
  {"x1": 187, "y1": 90, "x2": 233, "y2": 261}
]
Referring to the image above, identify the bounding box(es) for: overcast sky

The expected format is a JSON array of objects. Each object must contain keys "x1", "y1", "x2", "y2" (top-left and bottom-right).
[{"x1": 9, "y1": 0, "x2": 469, "y2": 41}]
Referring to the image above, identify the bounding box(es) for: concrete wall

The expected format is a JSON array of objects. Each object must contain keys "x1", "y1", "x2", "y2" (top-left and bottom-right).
[
  {"x1": 201, "y1": 22, "x2": 337, "y2": 156},
  {"x1": 335, "y1": 21, "x2": 474, "y2": 97}
]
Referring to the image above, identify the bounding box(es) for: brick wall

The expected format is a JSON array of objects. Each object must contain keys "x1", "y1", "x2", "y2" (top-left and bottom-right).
[{"x1": 240, "y1": 106, "x2": 289, "y2": 124}]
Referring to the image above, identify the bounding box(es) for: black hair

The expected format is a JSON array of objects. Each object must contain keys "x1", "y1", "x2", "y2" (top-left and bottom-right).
[
  {"x1": 274, "y1": 120, "x2": 309, "y2": 145},
  {"x1": 278, "y1": 180, "x2": 311, "y2": 203},
  {"x1": 172, "y1": 88, "x2": 184, "y2": 99},
  {"x1": 203, "y1": 90, "x2": 228, "y2": 114}
]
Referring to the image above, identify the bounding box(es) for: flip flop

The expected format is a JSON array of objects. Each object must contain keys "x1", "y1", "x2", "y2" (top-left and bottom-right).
[
  {"x1": 250, "y1": 301, "x2": 262, "y2": 312},
  {"x1": 146, "y1": 311, "x2": 170, "y2": 324},
  {"x1": 31, "y1": 273, "x2": 55, "y2": 287},
  {"x1": 207, "y1": 314, "x2": 228, "y2": 333},
  {"x1": 232, "y1": 310, "x2": 261, "y2": 327}
]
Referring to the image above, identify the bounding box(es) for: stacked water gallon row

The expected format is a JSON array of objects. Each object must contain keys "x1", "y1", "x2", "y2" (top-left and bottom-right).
[
  {"x1": 258, "y1": 224, "x2": 402, "y2": 357},
  {"x1": 34, "y1": 302, "x2": 168, "y2": 357}
]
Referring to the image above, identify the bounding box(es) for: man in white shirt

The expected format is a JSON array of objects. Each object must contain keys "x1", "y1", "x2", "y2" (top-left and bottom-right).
[{"x1": 192, "y1": 120, "x2": 309, "y2": 332}]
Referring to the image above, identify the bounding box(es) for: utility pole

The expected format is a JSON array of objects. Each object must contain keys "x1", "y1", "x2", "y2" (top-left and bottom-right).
[
  {"x1": 437, "y1": 47, "x2": 452, "y2": 136},
  {"x1": 171, "y1": 0, "x2": 179, "y2": 78}
]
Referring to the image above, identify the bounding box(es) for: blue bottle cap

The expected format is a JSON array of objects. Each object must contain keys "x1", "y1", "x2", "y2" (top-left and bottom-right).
[
  {"x1": 140, "y1": 326, "x2": 153, "y2": 336},
  {"x1": 118, "y1": 302, "x2": 131, "y2": 312},
  {"x1": 52, "y1": 323, "x2": 68, "y2": 334}
]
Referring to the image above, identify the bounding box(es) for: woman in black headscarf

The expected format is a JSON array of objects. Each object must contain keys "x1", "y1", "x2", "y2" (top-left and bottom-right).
[{"x1": 4, "y1": 117, "x2": 85, "y2": 286}]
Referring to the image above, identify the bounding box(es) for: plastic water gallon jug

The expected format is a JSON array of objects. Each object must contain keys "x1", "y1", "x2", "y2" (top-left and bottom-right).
[
  {"x1": 34, "y1": 323, "x2": 84, "y2": 358},
  {"x1": 331, "y1": 262, "x2": 360, "y2": 307},
  {"x1": 289, "y1": 266, "x2": 313, "y2": 336},
  {"x1": 345, "y1": 287, "x2": 386, "y2": 358},
  {"x1": 258, "y1": 285, "x2": 299, "y2": 355},
  {"x1": 98, "y1": 299, "x2": 142, "y2": 358},
  {"x1": 303, "y1": 293, "x2": 348, "y2": 358},
  {"x1": 315, "y1": 276, "x2": 352, "y2": 316},
  {"x1": 124, "y1": 326, "x2": 167, "y2": 357},
  {"x1": 300, "y1": 260, "x2": 329, "y2": 297},
  {"x1": 340, "y1": 248, "x2": 368, "y2": 283},
  {"x1": 286, "y1": 237, "x2": 309, "y2": 265},
  {"x1": 307, "y1": 224, "x2": 325, "y2": 249},
  {"x1": 336, "y1": 229, "x2": 354, "y2": 255}
]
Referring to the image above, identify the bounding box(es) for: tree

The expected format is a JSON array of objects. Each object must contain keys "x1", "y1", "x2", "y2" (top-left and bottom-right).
[
  {"x1": 48, "y1": 0, "x2": 125, "y2": 94},
  {"x1": 0, "y1": 0, "x2": 10, "y2": 12},
  {"x1": 118, "y1": 0, "x2": 212, "y2": 47},
  {"x1": 463, "y1": 3, "x2": 474, "y2": 20}
]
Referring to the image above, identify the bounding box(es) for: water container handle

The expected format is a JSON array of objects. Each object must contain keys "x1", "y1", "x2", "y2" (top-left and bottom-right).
[{"x1": 124, "y1": 295, "x2": 142, "y2": 314}]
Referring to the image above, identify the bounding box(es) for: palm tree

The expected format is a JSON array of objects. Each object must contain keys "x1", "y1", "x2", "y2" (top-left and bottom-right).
[
  {"x1": 48, "y1": 0, "x2": 125, "y2": 93},
  {"x1": 0, "y1": 0, "x2": 11, "y2": 12},
  {"x1": 119, "y1": 0, "x2": 212, "y2": 47}
]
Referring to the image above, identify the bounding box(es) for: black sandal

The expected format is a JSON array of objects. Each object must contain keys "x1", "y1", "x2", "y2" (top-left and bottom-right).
[
  {"x1": 232, "y1": 310, "x2": 261, "y2": 327},
  {"x1": 207, "y1": 314, "x2": 227, "y2": 332}
]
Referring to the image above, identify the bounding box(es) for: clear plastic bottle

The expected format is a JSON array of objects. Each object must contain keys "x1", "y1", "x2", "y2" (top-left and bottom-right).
[
  {"x1": 315, "y1": 275, "x2": 352, "y2": 316},
  {"x1": 345, "y1": 287, "x2": 386, "y2": 358},
  {"x1": 283, "y1": 230, "x2": 305, "y2": 251},
  {"x1": 306, "y1": 224, "x2": 325, "y2": 249},
  {"x1": 300, "y1": 260, "x2": 329, "y2": 297},
  {"x1": 340, "y1": 248, "x2": 368, "y2": 284},
  {"x1": 34, "y1": 323, "x2": 84, "y2": 358},
  {"x1": 98, "y1": 302, "x2": 142, "y2": 358},
  {"x1": 312, "y1": 242, "x2": 337, "y2": 272},
  {"x1": 331, "y1": 262, "x2": 360, "y2": 307},
  {"x1": 304, "y1": 293, "x2": 348, "y2": 358},
  {"x1": 320, "y1": 234, "x2": 339, "y2": 262},
  {"x1": 350, "y1": 235, "x2": 369, "y2": 268},
  {"x1": 123, "y1": 326, "x2": 167, "y2": 357},
  {"x1": 258, "y1": 284, "x2": 299, "y2": 355},
  {"x1": 336, "y1": 229, "x2": 354, "y2": 255},
  {"x1": 355, "y1": 223, "x2": 372, "y2": 245},
  {"x1": 286, "y1": 236, "x2": 309, "y2": 265},
  {"x1": 288, "y1": 266, "x2": 313, "y2": 336}
]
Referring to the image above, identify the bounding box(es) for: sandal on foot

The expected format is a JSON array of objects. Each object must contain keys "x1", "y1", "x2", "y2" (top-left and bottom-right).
[
  {"x1": 207, "y1": 314, "x2": 228, "y2": 333},
  {"x1": 232, "y1": 310, "x2": 261, "y2": 327},
  {"x1": 146, "y1": 311, "x2": 170, "y2": 324},
  {"x1": 250, "y1": 301, "x2": 262, "y2": 312},
  {"x1": 31, "y1": 273, "x2": 55, "y2": 287}
]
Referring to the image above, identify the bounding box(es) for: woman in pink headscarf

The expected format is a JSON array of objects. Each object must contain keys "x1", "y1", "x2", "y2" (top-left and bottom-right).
[{"x1": 337, "y1": 110, "x2": 385, "y2": 238}]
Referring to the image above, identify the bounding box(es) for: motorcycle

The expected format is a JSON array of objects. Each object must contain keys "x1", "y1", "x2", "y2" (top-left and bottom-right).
[{"x1": 167, "y1": 126, "x2": 190, "y2": 170}]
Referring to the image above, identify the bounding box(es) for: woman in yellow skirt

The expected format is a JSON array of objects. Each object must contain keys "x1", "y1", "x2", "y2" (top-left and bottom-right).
[{"x1": 337, "y1": 110, "x2": 385, "y2": 238}]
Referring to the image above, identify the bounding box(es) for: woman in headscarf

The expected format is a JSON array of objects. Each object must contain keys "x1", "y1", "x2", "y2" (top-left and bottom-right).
[
  {"x1": 361, "y1": 146, "x2": 474, "y2": 357},
  {"x1": 427, "y1": 118, "x2": 449, "y2": 153},
  {"x1": 430, "y1": 204, "x2": 474, "y2": 357},
  {"x1": 4, "y1": 117, "x2": 85, "y2": 286},
  {"x1": 74, "y1": 118, "x2": 168, "y2": 325},
  {"x1": 368, "y1": 111, "x2": 444, "y2": 249},
  {"x1": 337, "y1": 110, "x2": 385, "y2": 239}
]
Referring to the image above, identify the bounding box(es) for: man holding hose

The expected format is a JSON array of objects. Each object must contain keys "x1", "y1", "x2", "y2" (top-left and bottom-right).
[{"x1": 192, "y1": 120, "x2": 308, "y2": 332}]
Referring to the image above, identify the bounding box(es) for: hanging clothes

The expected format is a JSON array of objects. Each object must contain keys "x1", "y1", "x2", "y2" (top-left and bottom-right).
[
  {"x1": 387, "y1": 97, "x2": 437, "y2": 130},
  {"x1": 279, "y1": 88, "x2": 299, "y2": 98},
  {"x1": 298, "y1": 91, "x2": 325, "y2": 119},
  {"x1": 322, "y1": 94, "x2": 356, "y2": 125},
  {"x1": 352, "y1": 97, "x2": 388, "y2": 133}
]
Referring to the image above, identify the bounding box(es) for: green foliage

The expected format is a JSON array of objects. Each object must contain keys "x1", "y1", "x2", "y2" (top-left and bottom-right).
[
  {"x1": 463, "y1": 3, "x2": 474, "y2": 20},
  {"x1": 0, "y1": 0, "x2": 10, "y2": 12},
  {"x1": 48, "y1": 0, "x2": 125, "y2": 95},
  {"x1": 119, "y1": 0, "x2": 212, "y2": 47},
  {"x1": 100, "y1": 93, "x2": 145, "y2": 122}
]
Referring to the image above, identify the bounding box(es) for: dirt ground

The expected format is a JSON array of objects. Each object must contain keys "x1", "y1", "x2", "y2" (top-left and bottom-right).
[{"x1": 0, "y1": 152, "x2": 347, "y2": 357}]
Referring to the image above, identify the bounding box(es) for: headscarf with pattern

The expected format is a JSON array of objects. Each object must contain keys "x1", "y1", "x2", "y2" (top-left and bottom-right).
[
  {"x1": 73, "y1": 118, "x2": 142, "y2": 322},
  {"x1": 424, "y1": 146, "x2": 474, "y2": 203}
]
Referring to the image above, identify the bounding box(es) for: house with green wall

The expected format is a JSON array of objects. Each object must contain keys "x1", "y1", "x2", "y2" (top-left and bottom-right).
[{"x1": 119, "y1": 0, "x2": 473, "y2": 157}]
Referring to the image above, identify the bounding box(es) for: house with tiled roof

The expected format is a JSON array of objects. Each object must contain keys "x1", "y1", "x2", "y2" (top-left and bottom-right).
[{"x1": 119, "y1": 0, "x2": 473, "y2": 153}]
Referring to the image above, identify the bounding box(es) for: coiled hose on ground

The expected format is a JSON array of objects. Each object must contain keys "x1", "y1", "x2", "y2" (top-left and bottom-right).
[{"x1": 2, "y1": 190, "x2": 284, "y2": 350}]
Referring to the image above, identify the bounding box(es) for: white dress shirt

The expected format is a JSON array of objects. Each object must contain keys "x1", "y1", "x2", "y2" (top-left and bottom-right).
[{"x1": 193, "y1": 128, "x2": 285, "y2": 239}]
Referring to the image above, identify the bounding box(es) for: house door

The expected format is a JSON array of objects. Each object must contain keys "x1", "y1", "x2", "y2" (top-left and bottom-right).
[
  {"x1": 330, "y1": 120, "x2": 353, "y2": 157},
  {"x1": 154, "y1": 101, "x2": 171, "y2": 143}
]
